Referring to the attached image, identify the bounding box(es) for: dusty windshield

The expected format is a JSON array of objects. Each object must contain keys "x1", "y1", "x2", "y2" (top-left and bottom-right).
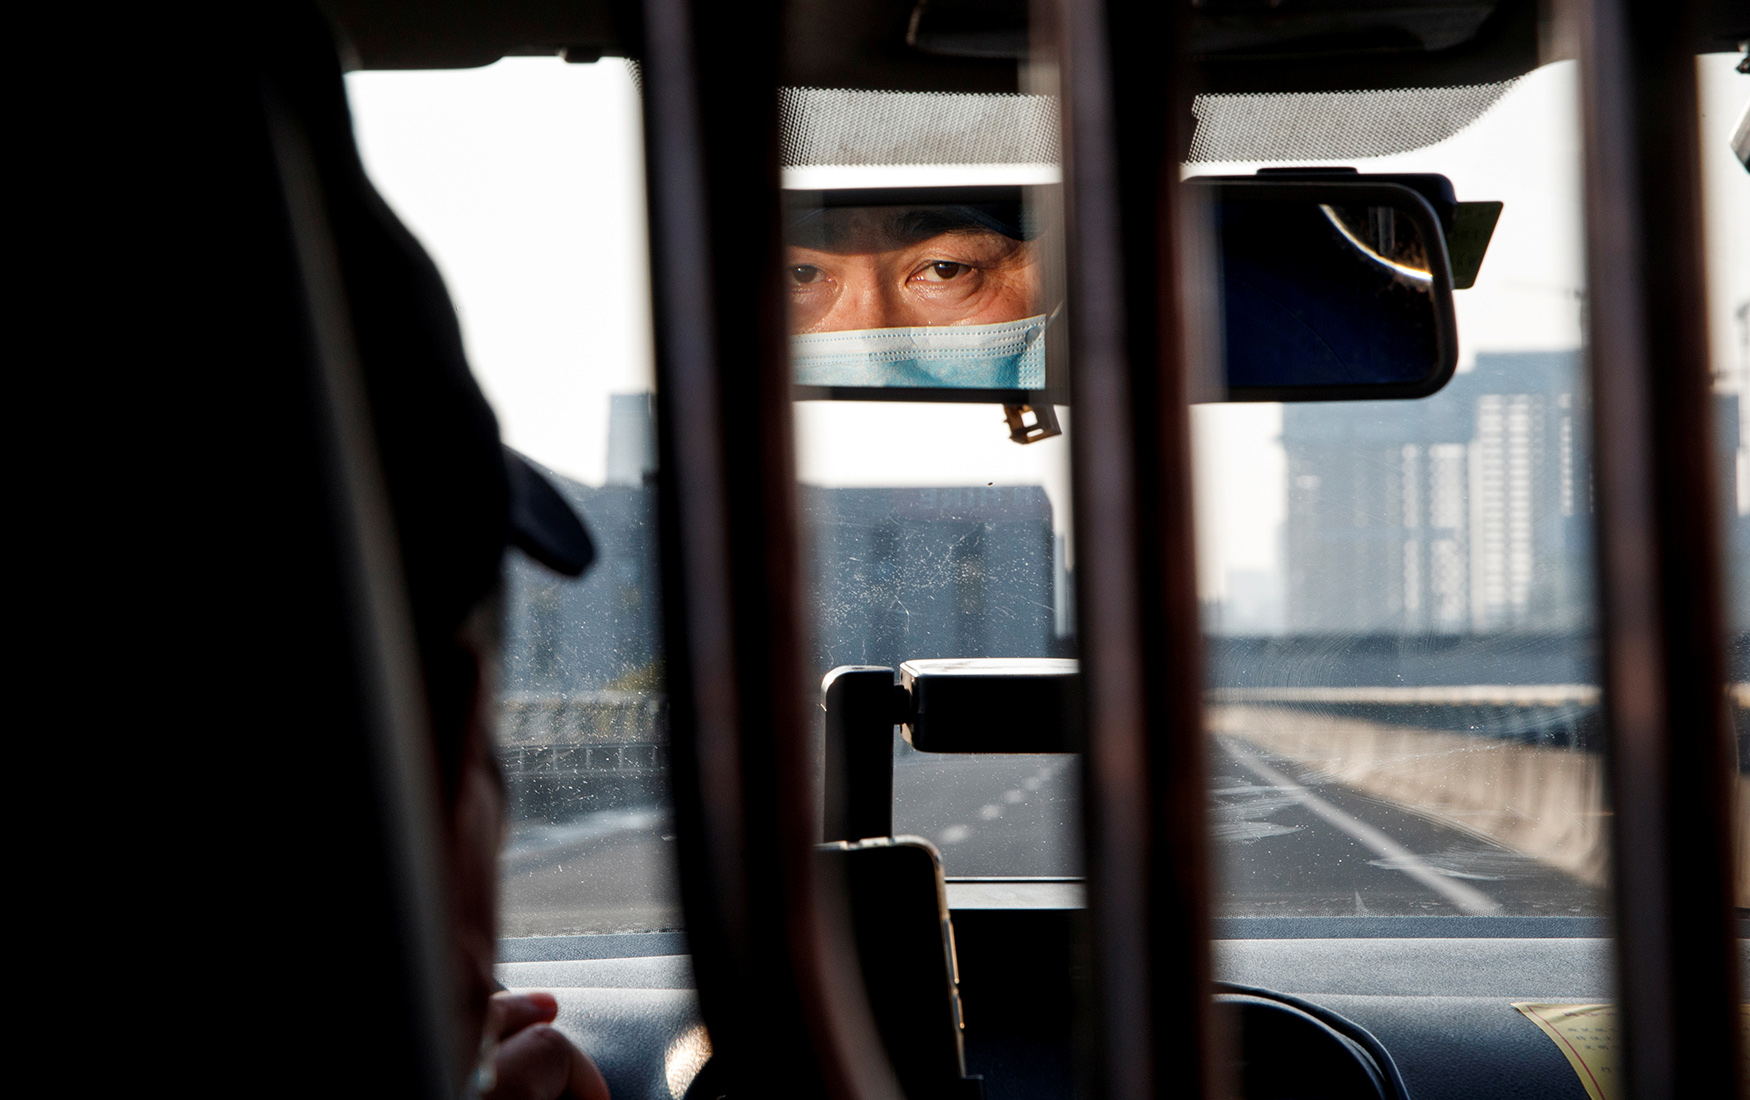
[
  {"x1": 349, "y1": 58, "x2": 680, "y2": 937},
  {"x1": 345, "y1": 51, "x2": 1745, "y2": 937},
  {"x1": 1189, "y1": 64, "x2": 1611, "y2": 918},
  {"x1": 1192, "y1": 54, "x2": 1747, "y2": 922},
  {"x1": 792, "y1": 61, "x2": 1624, "y2": 923},
  {"x1": 1700, "y1": 52, "x2": 1750, "y2": 913}
]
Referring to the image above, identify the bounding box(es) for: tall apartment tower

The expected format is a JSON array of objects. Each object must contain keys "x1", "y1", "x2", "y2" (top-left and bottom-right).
[
  {"x1": 605, "y1": 392, "x2": 657, "y2": 486},
  {"x1": 1282, "y1": 351, "x2": 1594, "y2": 635}
]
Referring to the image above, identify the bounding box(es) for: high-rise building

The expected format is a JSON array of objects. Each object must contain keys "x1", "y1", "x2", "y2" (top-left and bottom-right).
[
  {"x1": 501, "y1": 463, "x2": 1061, "y2": 691},
  {"x1": 1282, "y1": 351, "x2": 1595, "y2": 635},
  {"x1": 801, "y1": 484, "x2": 1059, "y2": 672},
  {"x1": 604, "y1": 391, "x2": 657, "y2": 487},
  {"x1": 1280, "y1": 350, "x2": 1750, "y2": 636}
]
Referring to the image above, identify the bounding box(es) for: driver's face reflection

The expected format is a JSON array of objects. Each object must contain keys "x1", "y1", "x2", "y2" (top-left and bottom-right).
[{"x1": 786, "y1": 207, "x2": 1039, "y2": 334}]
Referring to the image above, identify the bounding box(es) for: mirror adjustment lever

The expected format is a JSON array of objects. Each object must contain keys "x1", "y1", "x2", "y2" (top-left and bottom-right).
[
  {"x1": 823, "y1": 659, "x2": 1081, "y2": 845},
  {"x1": 821, "y1": 666, "x2": 908, "y2": 843},
  {"x1": 1003, "y1": 401, "x2": 1062, "y2": 444}
]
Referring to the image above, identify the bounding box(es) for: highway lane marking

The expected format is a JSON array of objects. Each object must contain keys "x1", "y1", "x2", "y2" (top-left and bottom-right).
[
  {"x1": 1220, "y1": 738, "x2": 1503, "y2": 915},
  {"x1": 913, "y1": 756, "x2": 1075, "y2": 851},
  {"x1": 502, "y1": 807, "x2": 667, "y2": 875}
]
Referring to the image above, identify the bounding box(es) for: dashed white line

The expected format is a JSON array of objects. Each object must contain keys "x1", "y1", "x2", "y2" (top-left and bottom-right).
[
  {"x1": 1220, "y1": 738, "x2": 1503, "y2": 915},
  {"x1": 927, "y1": 760, "x2": 1071, "y2": 853}
]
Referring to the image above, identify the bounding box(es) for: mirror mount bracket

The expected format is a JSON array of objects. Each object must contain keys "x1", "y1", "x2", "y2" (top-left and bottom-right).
[{"x1": 1003, "y1": 401, "x2": 1062, "y2": 444}]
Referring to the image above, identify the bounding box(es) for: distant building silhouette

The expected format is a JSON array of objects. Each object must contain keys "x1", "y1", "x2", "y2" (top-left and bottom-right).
[
  {"x1": 1282, "y1": 351, "x2": 1594, "y2": 634},
  {"x1": 504, "y1": 474, "x2": 662, "y2": 694},
  {"x1": 800, "y1": 485, "x2": 1060, "y2": 673},
  {"x1": 605, "y1": 391, "x2": 657, "y2": 486},
  {"x1": 497, "y1": 462, "x2": 1062, "y2": 817},
  {"x1": 1279, "y1": 350, "x2": 1750, "y2": 636},
  {"x1": 502, "y1": 467, "x2": 1062, "y2": 694}
]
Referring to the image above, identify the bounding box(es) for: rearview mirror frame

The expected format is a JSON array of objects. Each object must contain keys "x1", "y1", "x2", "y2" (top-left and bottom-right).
[
  {"x1": 785, "y1": 178, "x2": 1464, "y2": 407},
  {"x1": 1188, "y1": 177, "x2": 1461, "y2": 403}
]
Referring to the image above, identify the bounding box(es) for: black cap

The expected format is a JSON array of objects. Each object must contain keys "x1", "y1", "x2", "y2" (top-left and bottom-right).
[{"x1": 507, "y1": 449, "x2": 596, "y2": 577}]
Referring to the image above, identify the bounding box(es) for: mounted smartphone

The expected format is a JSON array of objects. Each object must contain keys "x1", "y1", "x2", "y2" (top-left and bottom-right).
[{"x1": 817, "y1": 837, "x2": 984, "y2": 1100}]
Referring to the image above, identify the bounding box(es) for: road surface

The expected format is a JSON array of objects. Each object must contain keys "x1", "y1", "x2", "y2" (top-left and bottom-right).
[{"x1": 498, "y1": 739, "x2": 1605, "y2": 937}]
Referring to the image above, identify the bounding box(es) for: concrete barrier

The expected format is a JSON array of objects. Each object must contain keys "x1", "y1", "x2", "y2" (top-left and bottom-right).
[
  {"x1": 1210, "y1": 686, "x2": 1750, "y2": 901},
  {"x1": 1208, "y1": 704, "x2": 1613, "y2": 886}
]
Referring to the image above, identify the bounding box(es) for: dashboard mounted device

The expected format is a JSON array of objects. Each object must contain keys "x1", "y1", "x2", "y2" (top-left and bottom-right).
[{"x1": 900, "y1": 657, "x2": 1082, "y2": 754}]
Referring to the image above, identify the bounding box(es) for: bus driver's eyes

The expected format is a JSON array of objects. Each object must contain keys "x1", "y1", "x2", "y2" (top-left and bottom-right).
[
  {"x1": 918, "y1": 261, "x2": 971, "y2": 282},
  {"x1": 781, "y1": 224, "x2": 1039, "y2": 334}
]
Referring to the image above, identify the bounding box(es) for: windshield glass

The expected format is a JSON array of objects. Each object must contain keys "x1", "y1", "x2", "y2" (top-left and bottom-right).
[
  {"x1": 1698, "y1": 52, "x2": 1750, "y2": 910},
  {"x1": 342, "y1": 51, "x2": 1745, "y2": 941},
  {"x1": 1188, "y1": 63, "x2": 1608, "y2": 920},
  {"x1": 349, "y1": 57, "x2": 680, "y2": 938},
  {"x1": 788, "y1": 60, "x2": 1632, "y2": 929}
]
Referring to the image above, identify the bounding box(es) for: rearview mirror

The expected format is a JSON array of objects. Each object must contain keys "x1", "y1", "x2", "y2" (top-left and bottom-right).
[
  {"x1": 1187, "y1": 175, "x2": 1460, "y2": 401},
  {"x1": 787, "y1": 176, "x2": 1478, "y2": 404}
]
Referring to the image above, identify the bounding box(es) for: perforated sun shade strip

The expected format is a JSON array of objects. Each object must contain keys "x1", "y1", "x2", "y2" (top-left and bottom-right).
[
  {"x1": 778, "y1": 82, "x2": 1518, "y2": 169},
  {"x1": 1186, "y1": 80, "x2": 1518, "y2": 163},
  {"x1": 778, "y1": 87, "x2": 1060, "y2": 167}
]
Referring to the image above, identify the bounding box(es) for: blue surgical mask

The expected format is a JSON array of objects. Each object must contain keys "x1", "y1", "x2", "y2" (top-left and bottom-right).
[{"x1": 791, "y1": 311, "x2": 1054, "y2": 390}]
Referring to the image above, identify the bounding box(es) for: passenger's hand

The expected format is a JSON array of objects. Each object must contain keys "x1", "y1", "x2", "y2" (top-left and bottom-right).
[{"x1": 482, "y1": 990, "x2": 611, "y2": 1100}]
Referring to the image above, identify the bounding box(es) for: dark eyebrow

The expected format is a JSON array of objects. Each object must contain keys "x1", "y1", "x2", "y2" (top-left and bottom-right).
[
  {"x1": 786, "y1": 203, "x2": 1030, "y2": 252},
  {"x1": 891, "y1": 204, "x2": 1028, "y2": 243}
]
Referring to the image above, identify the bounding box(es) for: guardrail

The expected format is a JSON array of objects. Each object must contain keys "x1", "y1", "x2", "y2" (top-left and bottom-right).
[
  {"x1": 1206, "y1": 684, "x2": 1603, "y2": 749},
  {"x1": 492, "y1": 683, "x2": 1750, "y2": 778},
  {"x1": 1208, "y1": 684, "x2": 1750, "y2": 886},
  {"x1": 497, "y1": 691, "x2": 667, "y2": 748},
  {"x1": 1210, "y1": 683, "x2": 1750, "y2": 764},
  {"x1": 496, "y1": 693, "x2": 670, "y2": 820}
]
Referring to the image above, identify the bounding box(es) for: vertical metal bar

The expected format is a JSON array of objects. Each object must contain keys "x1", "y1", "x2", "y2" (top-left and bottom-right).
[
  {"x1": 638, "y1": 0, "x2": 905, "y2": 1094},
  {"x1": 1057, "y1": 0, "x2": 1219, "y2": 1098},
  {"x1": 257, "y1": 21, "x2": 455, "y2": 1090},
  {"x1": 1574, "y1": 0, "x2": 1744, "y2": 1096},
  {"x1": 822, "y1": 667, "x2": 899, "y2": 843}
]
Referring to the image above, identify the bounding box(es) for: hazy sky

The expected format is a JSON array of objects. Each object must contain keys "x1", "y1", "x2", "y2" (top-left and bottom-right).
[
  {"x1": 348, "y1": 59, "x2": 654, "y2": 485},
  {"x1": 347, "y1": 55, "x2": 1748, "y2": 600}
]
